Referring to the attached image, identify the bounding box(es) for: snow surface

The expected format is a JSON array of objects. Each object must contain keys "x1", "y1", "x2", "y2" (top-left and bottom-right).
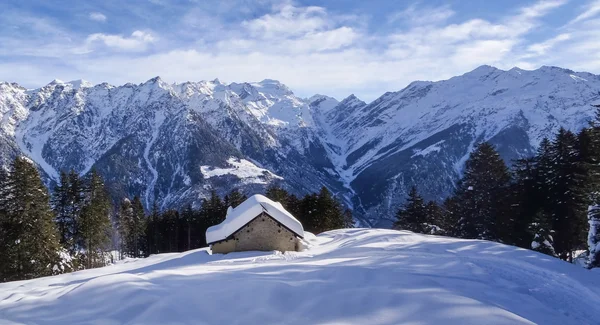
[
  {"x1": 206, "y1": 194, "x2": 304, "y2": 244},
  {"x1": 1, "y1": 229, "x2": 599, "y2": 325},
  {"x1": 200, "y1": 157, "x2": 283, "y2": 184}
]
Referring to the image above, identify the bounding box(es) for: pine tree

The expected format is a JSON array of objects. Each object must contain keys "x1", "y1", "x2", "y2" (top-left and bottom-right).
[
  {"x1": 451, "y1": 142, "x2": 512, "y2": 240},
  {"x1": 119, "y1": 198, "x2": 139, "y2": 257},
  {"x1": 224, "y1": 189, "x2": 247, "y2": 209},
  {"x1": 394, "y1": 186, "x2": 428, "y2": 233},
  {"x1": 529, "y1": 210, "x2": 557, "y2": 257},
  {"x1": 299, "y1": 193, "x2": 319, "y2": 233},
  {"x1": 131, "y1": 196, "x2": 146, "y2": 257},
  {"x1": 316, "y1": 187, "x2": 347, "y2": 232},
  {"x1": 0, "y1": 157, "x2": 61, "y2": 281},
  {"x1": 181, "y1": 204, "x2": 196, "y2": 251},
  {"x1": 587, "y1": 205, "x2": 600, "y2": 267},
  {"x1": 78, "y1": 169, "x2": 112, "y2": 268},
  {"x1": 0, "y1": 167, "x2": 10, "y2": 281},
  {"x1": 146, "y1": 201, "x2": 160, "y2": 255},
  {"x1": 265, "y1": 185, "x2": 290, "y2": 206},
  {"x1": 52, "y1": 171, "x2": 71, "y2": 247},
  {"x1": 342, "y1": 209, "x2": 354, "y2": 228},
  {"x1": 510, "y1": 157, "x2": 541, "y2": 248},
  {"x1": 160, "y1": 209, "x2": 180, "y2": 252},
  {"x1": 424, "y1": 201, "x2": 444, "y2": 235},
  {"x1": 51, "y1": 169, "x2": 84, "y2": 253},
  {"x1": 207, "y1": 190, "x2": 227, "y2": 226},
  {"x1": 584, "y1": 105, "x2": 600, "y2": 267},
  {"x1": 286, "y1": 194, "x2": 302, "y2": 218},
  {"x1": 547, "y1": 128, "x2": 588, "y2": 261}
]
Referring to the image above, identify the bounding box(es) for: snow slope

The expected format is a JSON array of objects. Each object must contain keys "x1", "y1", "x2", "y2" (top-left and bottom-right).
[{"x1": 1, "y1": 229, "x2": 599, "y2": 325}]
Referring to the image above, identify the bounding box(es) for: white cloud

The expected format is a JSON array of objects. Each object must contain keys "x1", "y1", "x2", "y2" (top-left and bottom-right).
[
  {"x1": 388, "y1": 4, "x2": 455, "y2": 26},
  {"x1": 525, "y1": 33, "x2": 571, "y2": 56},
  {"x1": 569, "y1": 0, "x2": 600, "y2": 24},
  {"x1": 242, "y1": 4, "x2": 329, "y2": 39},
  {"x1": 86, "y1": 30, "x2": 156, "y2": 52},
  {"x1": 89, "y1": 12, "x2": 107, "y2": 22},
  {"x1": 3, "y1": 0, "x2": 600, "y2": 102}
]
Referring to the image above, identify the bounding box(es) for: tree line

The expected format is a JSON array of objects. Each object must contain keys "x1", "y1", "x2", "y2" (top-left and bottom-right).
[
  {"x1": 394, "y1": 106, "x2": 600, "y2": 269},
  {"x1": 120, "y1": 185, "x2": 353, "y2": 257},
  {"x1": 0, "y1": 156, "x2": 352, "y2": 282}
]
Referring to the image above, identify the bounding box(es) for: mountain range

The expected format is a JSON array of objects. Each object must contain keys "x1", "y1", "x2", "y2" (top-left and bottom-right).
[{"x1": 1, "y1": 65, "x2": 599, "y2": 227}]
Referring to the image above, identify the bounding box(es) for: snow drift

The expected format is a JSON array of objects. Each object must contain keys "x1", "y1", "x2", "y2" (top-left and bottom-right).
[{"x1": 1, "y1": 229, "x2": 599, "y2": 324}]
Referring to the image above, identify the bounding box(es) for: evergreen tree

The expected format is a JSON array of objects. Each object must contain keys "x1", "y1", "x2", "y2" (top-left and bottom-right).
[
  {"x1": 0, "y1": 168, "x2": 10, "y2": 281},
  {"x1": 160, "y1": 209, "x2": 180, "y2": 252},
  {"x1": 547, "y1": 128, "x2": 588, "y2": 261},
  {"x1": 52, "y1": 171, "x2": 71, "y2": 247},
  {"x1": 51, "y1": 169, "x2": 84, "y2": 253},
  {"x1": 299, "y1": 193, "x2": 319, "y2": 233},
  {"x1": 146, "y1": 201, "x2": 160, "y2": 255},
  {"x1": 286, "y1": 194, "x2": 302, "y2": 218},
  {"x1": 78, "y1": 170, "x2": 112, "y2": 268},
  {"x1": 585, "y1": 105, "x2": 600, "y2": 267},
  {"x1": 265, "y1": 185, "x2": 290, "y2": 206},
  {"x1": 0, "y1": 157, "x2": 61, "y2": 281},
  {"x1": 442, "y1": 196, "x2": 461, "y2": 237},
  {"x1": 117, "y1": 196, "x2": 146, "y2": 258},
  {"x1": 529, "y1": 210, "x2": 557, "y2": 257},
  {"x1": 224, "y1": 189, "x2": 247, "y2": 209},
  {"x1": 204, "y1": 190, "x2": 227, "y2": 226},
  {"x1": 587, "y1": 205, "x2": 600, "y2": 268},
  {"x1": 181, "y1": 204, "x2": 196, "y2": 251},
  {"x1": 424, "y1": 201, "x2": 444, "y2": 235},
  {"x1": 450, "y1": 142, "x2": 512, "y2": 241},
  {"x1": 394, "y1": 186, "x2": 428, "y2": 233},
  {"x1": 510, "y1": 157, "x2": 541, "y2": 247},
  {"x1": 130, "y1": 196, "x2": 146, "y2": 257},
  {"x1": 342, "y1": 209, "x2": 354, "y2": 229},
  {"x1": 317, "y1": 187, "x2": 347, "y2": 231}
]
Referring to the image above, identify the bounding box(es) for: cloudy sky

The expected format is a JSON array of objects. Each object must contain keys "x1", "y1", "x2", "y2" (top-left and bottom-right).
[{"x1": 1, "y1": 0, "x2": 599, "y2": 101}]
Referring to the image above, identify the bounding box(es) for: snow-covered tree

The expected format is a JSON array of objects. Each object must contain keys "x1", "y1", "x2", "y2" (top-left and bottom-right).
[
  {"x1": 587, "y1": 205, "x2": 600, "y2": 268},
  {"x1": 529, "y1": 211, "x2": 557, "y2": 257}
]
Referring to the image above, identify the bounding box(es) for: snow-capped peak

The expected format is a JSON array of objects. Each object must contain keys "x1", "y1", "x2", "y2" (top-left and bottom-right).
[
  {"x1": 462, "y1": 64, "x2": 500, "y2": 78},
  {"x1": 66, "y1": 79, "x2": 93, "y2": 90},
  {"x1": 48, "y1": 79, "x2": 65, "y2": 85},
  {"x1": 307, "y1": 94, "x2": 339, "y2": 112}
]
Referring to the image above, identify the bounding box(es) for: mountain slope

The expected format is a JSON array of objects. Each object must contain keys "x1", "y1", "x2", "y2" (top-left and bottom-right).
[
  {"x1": 0, "y1": 77, "x2": 347, "y2": 211},
  {"x1": 318, "y1": 66, "x2": 600, "y2": 226},
  {"x1": 0, "y1": 65, "x2": 599, "y2": 226},
  {"x1": 1, "y1": 229, "x2": 599, "y2": 324}
]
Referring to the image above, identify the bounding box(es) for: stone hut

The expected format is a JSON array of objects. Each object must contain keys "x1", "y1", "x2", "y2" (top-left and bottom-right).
[{"x1": 206, "y1": 194, "x2": 305, "y2": 254}]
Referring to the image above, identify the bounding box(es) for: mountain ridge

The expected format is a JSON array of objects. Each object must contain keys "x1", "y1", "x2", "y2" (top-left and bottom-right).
[{"x1": 1, "y1": 65, "x2": 599, "y2": 226}]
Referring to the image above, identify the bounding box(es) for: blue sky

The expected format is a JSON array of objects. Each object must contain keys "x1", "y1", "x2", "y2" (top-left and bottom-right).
[{"x1": 1, "y1": 0, "x2": 599, "y2": 101}]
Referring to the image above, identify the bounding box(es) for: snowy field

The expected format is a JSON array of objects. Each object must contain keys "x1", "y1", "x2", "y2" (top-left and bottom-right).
[{"x1": 1, "y1": 229, "x2": 599, "y2": 325}]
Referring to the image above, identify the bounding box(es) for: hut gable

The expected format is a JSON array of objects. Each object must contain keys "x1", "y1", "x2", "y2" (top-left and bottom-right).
[{"x1": 206, "y1": 194, "x2": 305, "y2": 253}]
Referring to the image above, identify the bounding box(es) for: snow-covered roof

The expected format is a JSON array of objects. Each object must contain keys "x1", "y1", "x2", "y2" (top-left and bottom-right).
[{"x1": 206, "y1": 194, "x2": 304, "y2": 244}]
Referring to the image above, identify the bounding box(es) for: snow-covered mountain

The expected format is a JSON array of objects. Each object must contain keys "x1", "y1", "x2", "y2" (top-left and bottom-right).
[
  {"x1": 0, "y1": 77, "x2": 346, "y2": 211},
  {"x1": 1, "y1": 65, "x2": 599, "y2": 226},
  {"x1": 1, "y1": 229, "x2": 599, "y2": 324}
]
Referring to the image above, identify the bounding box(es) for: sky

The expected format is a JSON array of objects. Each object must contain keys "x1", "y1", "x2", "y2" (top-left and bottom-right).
[{"x1": 1, "y1": 0, "x2": 599, "y2": 101}]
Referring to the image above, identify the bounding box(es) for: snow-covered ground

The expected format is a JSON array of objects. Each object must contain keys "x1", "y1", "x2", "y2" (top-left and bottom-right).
[{"x1": 1, "y1": 229, "x2": 599, "y2": 324}]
